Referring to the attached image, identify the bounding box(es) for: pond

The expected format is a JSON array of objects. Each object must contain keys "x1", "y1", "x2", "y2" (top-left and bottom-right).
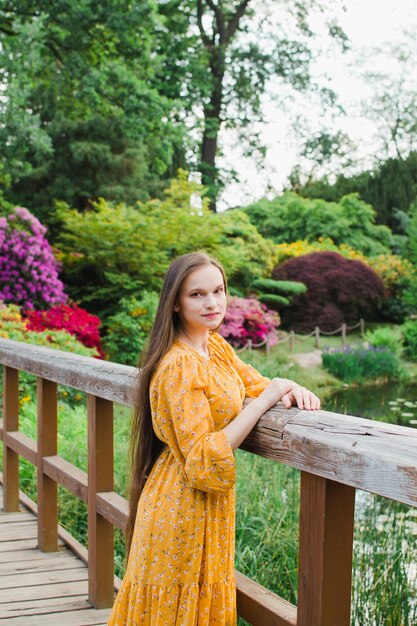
[{"x1": 324, "y1": 381, "x2": 417, "y2": 429}]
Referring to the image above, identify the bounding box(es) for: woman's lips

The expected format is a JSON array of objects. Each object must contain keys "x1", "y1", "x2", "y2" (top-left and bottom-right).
[{"x1": 203, "y1": 312, "x2": 220, "y2": 318}]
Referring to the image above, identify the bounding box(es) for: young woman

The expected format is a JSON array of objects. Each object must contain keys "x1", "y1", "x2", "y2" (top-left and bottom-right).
[{"x1": 108, "y1": 252, "x2": 320, "y2": 626}]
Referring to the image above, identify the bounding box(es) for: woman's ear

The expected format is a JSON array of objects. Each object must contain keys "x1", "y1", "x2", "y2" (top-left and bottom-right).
[{"x1": 174, "y1": 304, "x2": 179, "y2": 312}]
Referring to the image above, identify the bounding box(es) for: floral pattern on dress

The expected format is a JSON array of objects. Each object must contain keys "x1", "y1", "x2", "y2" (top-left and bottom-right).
[{"x1": 108, "y1": 332, "x2": 270, "y2": 626}]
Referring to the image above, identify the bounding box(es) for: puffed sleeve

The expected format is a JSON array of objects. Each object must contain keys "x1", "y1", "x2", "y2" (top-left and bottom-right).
[
  {"x1": 211, "y1": 332, "x2": 271, "y2": 397},
  {"x1": 150, "y1": 355, "x2": 236, "y2": 494}
]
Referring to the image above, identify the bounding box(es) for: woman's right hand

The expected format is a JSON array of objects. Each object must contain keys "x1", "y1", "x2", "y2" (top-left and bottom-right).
[{"x1": 257, "y1": 378, "x2": 320, "y2": 411}]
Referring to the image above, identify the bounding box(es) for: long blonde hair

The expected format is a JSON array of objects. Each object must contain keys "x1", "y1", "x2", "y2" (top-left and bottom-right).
[{"x1": 125, "y1": 252, "x2": 227, "y2": 554}]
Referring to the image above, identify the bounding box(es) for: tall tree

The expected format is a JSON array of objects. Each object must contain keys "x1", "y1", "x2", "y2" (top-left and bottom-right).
[
  {"x1": 0, "y1": 0, "x2": 184, "y2": 222},
  {"x1": 153, "y1": 0, "x2": 347, "y2": 209}
]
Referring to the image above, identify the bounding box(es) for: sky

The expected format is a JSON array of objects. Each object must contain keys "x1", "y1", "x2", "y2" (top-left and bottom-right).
[{"x1": 217, "y1": 0, "x2": 417, "y2": 210}]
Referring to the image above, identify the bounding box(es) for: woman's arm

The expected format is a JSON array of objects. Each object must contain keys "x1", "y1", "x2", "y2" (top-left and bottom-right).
[{"x1": 223, "y1": 377, "x2": 320, "y2": 451}]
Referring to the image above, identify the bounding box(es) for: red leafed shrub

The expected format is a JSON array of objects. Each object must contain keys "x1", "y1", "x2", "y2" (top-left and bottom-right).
[
  {"x1": 272, "y1": 251, "x2": 386, "y2": 332},
  {"x1": 24, "y1": 303, "x2": 106, "y2": 359}
]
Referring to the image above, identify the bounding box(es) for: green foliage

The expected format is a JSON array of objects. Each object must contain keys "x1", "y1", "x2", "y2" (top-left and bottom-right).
[
  {"x1": 251, "y1": 278, "x2": 307, "y2": 295},
  {"x1": 365, "y1": 327, "x2": 403, "y2": 356},
  {"x1": 57, "y1": 172, "x2": 275, "y2": 318},
  {"x1": 0, "y1": 1, "x2": 183, "y2": 219},
  {"x1": 402, "y1": 319, "x2": 417, "y2": 361},
  {"x1": 322, "y1": 346, "x2": 402, "y2": 384},
  {"x1": 103, "y1": 293, "x2": 159, "y2": 366},
  {"x1": 243, "y1": 192, "x2": 393, "y2": 256},
  {"x1": 215, "y1": 210, "x2": 277, "y2": 291},
  {"x1": 290, "y1": 151, "x2": 417, "y2": 234},
  {"x1": 250, "y1": 277, "x2": 307, "y2": 312},
  {"x1": 258, "y1": 294, "x2": 290, "y2": 307}
]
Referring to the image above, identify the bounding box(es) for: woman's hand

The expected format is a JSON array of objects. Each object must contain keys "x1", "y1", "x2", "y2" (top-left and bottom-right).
[{"x1": 257, "y1": 378, "x2": 320, "y2": 412}]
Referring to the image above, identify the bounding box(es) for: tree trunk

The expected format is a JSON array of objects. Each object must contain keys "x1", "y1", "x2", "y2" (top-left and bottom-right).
[{"x1": 201, "y1": 47, "x2": 225, "y2": 212}]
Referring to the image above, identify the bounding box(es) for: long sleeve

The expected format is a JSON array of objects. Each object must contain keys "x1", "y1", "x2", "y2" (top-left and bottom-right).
[
  {"x1": 150, "y1": 355, "x2": 236, "y2": 494},
  {"x1": 211, "y1": 332, "x2": 271, "y2": 397},
  {"x1": 231, "y1": 352, "x2": 271, "y2": 397}
]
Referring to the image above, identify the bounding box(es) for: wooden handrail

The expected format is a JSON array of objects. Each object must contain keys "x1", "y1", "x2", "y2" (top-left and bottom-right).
[{"x1": 1, "y1": 337, "x2": 416, "y2": 625}]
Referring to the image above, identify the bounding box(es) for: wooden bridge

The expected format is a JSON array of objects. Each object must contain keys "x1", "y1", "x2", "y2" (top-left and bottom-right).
[{"x1": 0, "y1": 337, "x2": 416, "y2": 625}]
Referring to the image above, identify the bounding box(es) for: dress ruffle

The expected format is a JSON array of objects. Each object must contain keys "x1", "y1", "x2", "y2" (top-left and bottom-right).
[{"x1": 108, "y1": 579, "x2": 237, "y2": 626}]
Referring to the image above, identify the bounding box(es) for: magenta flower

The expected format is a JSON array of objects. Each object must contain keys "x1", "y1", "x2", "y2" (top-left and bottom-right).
[
  {"x1": 219, "y1": 296, "x2": 280, "y2": 348},
  {"x1": 0, "y1": 207, "x2": 67, "y2": 310}
]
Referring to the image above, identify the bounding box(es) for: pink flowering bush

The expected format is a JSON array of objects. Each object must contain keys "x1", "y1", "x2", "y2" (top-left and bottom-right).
[
  {"x1": 219, "y1": 296, "x2": 280, "y2": 348},
  {"x1": 0, "y1": 207, "x2": 67, "y2": 309},
  {"x1": 24, "y1": 303, "x2": 105, "y2": 359}
]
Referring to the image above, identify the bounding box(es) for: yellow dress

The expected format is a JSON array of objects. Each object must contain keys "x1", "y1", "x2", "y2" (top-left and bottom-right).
[{"x1": 108, "y1": 332, "x2": 270, "y2": 626}]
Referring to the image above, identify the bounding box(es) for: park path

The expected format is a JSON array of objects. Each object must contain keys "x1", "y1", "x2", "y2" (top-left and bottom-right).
[{"x1": 292, "y1": 349, "x2": 323, "y2": 368}]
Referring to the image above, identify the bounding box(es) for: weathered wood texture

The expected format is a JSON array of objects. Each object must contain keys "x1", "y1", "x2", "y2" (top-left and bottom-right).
[
  {"x1": 0, "y1": 484, "x2": 111, "y2": 625},
  {"x1": 0, "y1": 337, "x2": 136, "y2": 404}
]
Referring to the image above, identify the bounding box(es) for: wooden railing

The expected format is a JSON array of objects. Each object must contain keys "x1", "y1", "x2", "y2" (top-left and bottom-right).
[{"x1": 0, "y1": 337, "x2": 416, "y2": 625}]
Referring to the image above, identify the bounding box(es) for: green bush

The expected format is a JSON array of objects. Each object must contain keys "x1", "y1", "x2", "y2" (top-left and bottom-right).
[
  {"x1": 102, "y1": 292, "x2": 159, "y2": 365},
  {"x1": 402, "y1": 319, "x2": 417, "y2": 361},
  {"x1": 242, "y1": 192, "x2": 393, "y2": 256},
  {"x1": 364, "y1": 327, "x2": 403, "y2": 356},
  {"x1": 322, "y1": 346, "x2": 402, "y2": 383}
]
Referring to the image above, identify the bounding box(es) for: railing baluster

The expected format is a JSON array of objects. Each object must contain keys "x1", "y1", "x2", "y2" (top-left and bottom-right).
[
  {"x1": 297, "y1": 472, "x2": 355, "y2": 626},
  {"x1": 87, "y1": 394, "x2": 114, "y2": 608},
  {"x1": 37, "y1": 377, "x2": 58, "y2": 551},
  {"x1": 3, "y1": 366, "x2": 19, "y2": 511}
]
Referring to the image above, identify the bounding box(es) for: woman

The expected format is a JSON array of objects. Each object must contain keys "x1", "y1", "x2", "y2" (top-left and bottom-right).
[{"x1": 108, "y1": 251, "x2": 320, "y2": 626}]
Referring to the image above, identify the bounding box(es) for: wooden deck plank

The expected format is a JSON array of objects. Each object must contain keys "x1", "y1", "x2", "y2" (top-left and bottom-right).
[
  {"x1": 0, "y1": 597, "x2": 104, "y2": 620},
  {"x1": 0, "y1": 484, "x2": 111, "y2": 623},
  {"x1": 0, "y1": 579, "x2": 89, "y2": 603},
  {"x1": 0, "y1": 538, "x2": 39, "y2": 553},
  {"x1": 0, "y1": 512, "x2": 35, "y2": 523},
  {"x1": 0, "y1": 547, "x2": 74, "y2": 564},
  {"x1": 0, "y1": 567, "x2": 89, "y2": 590},
  {"x1": 0, "y1": 523, "x2": 38, "y2": 541},
  {"x1": 4, "y1": 607, "x2": 111, "y2": 625},
  {"x1": 0, "y1": 554, "x2": 82, "y2": 576}
]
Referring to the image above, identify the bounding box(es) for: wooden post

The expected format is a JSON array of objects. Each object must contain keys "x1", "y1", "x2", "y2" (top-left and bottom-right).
[
  {"x1": 290, "y1": 330, "x2": 295, "y2": 352},
  {"x1": 88, "y1": 394, "x2": 114, "y2": 608},
  {"x1": 341, "y1": 323, "x2": 347, "y2": 347},
  {"x1": 37, "y1": 377, "x2": 58, "y2": 551},
  {"x1": 297, "y1": 472, "x2": 355, "y2": 626},
  {"x1": 314, "y1": 327, "x2": 320, "y2": 349},
  {"x1": 3, "y1": 366, "x2": 19, "y2": 512},
  {"x1": 360, "y1": 318, "x2": 365, "y2": 336}
]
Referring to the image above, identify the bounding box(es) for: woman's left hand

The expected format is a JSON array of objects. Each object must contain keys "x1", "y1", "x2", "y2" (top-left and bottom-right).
[{"x1": 280, "y1": 383, "x2": 320, "y2": 411}]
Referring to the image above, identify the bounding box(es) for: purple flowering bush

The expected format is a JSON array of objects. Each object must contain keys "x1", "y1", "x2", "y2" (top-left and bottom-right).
[
  {"x1": 219, "y1": 296, "x2": 280, "y2": 348},
  {"x1": 0, "y1": 207, "x2": 67, "y2": 309}
]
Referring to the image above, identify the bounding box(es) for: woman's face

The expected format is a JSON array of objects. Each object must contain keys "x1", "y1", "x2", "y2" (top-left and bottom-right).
[{"x1": 175, "y1": 264, "x2": 227, "y2": 334}]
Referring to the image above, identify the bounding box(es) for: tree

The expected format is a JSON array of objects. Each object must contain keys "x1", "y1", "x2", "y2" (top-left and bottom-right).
[
  {"x1": 272, "y1": 251, "x2": 386, "y2": 332},
  {"x1": 0, "y1": 1, "x2": 184, "y2": 221},
  {"x1": 154, "y1": 0, "x2": 347, "y2": 208},
  {"x1": 290, "y1": 152, "x2": 417, "y2": 233},
  {"x1": 242, "y1": 192, "x2": 393, "y2": 256}
]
